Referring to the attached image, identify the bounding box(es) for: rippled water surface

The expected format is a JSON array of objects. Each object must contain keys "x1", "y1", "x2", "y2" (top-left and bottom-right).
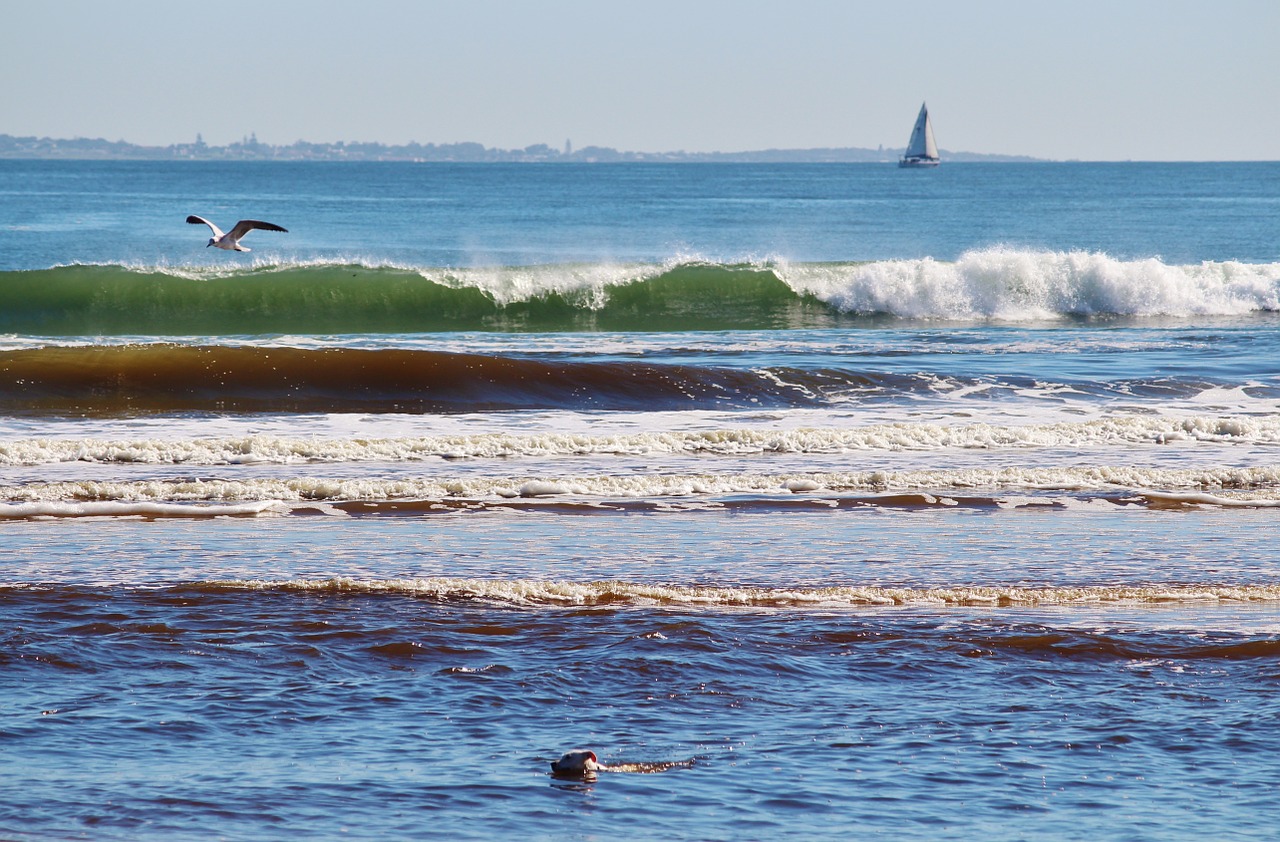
[{"x1": 2, "y1": 161, "x2": 1279, "y2": 839}]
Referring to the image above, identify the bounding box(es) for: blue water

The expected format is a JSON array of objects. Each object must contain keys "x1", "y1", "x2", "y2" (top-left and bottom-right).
[
  {"x1": 6, "y1": 160, "x2": 1279, "y2": 269},
  {"x1": 2, "y1": 160, "x2": 1280, "y2": 840}
]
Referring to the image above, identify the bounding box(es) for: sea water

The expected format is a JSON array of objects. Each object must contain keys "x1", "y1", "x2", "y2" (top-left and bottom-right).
[{"x1": 1, "y1": 160, "x2": 1279, "y2": 840}]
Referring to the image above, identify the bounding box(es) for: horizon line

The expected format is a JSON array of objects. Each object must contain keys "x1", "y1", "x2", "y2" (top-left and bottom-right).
[
  {"x1": 0, "y1": 131, "x2": 1044, "y2": 163},
  {"x1": 1, "y1": 132, "x2": 1277, "y2": 163}
]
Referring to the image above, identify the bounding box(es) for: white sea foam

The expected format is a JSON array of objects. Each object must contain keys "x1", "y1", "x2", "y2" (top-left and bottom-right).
[
  {"x1": 433, "y1": 261, "x2": 664, "y2": 308},
  {"x1": 3, "y1": 415, "x2": 1276, "y2": 466},
  {"x1": 4, "y1": 465, "x2": 1280, "y2": 508},
  {"x1": 780, "y1": 249, "x2": 1280, "y2": 319},
  {"x1": 209, "y1": 577, "x2": 1280, "y2": 607},
  {"x1": 1142, "y1": 491, "x2": 1280, "y2": 508},
  {"x1": 0, "y1": 500, "x2": 287, "y2": 519}
]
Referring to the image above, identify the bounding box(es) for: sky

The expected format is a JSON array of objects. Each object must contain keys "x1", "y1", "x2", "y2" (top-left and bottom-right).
[{"x1": 3, "y1": 0, "x2": 1278, "y2": 161}]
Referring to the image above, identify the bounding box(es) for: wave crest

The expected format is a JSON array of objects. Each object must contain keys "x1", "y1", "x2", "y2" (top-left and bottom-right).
[
  {"x1": 785, "y1": 248, "x2": 1280, "y2": 320},
  {"x1": 3, "y1": 249, "x2": 1278, "y2": 334}
]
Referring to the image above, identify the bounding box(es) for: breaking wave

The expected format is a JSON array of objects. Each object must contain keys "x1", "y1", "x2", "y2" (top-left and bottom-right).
[{"x1": 2, "y1": 249, "x2": 1278, "y2": 334}]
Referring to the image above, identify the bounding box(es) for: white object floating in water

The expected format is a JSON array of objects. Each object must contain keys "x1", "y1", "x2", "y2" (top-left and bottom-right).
[
  {"x1": 550, "y1": 750, "x2": 601, "y2": 777},
  {"x1": 186, "y1": 215, "x2": 288, "y2": 251}
]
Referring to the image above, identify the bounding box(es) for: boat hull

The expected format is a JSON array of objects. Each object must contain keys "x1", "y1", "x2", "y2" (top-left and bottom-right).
[{"x1": 898, "y1": 157, "x2": 940, "y2": 168}]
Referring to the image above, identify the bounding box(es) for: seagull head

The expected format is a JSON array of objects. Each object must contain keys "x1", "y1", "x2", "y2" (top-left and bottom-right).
[{"x1": 206, "y1": 238, "x2": 216, "y2": 248}]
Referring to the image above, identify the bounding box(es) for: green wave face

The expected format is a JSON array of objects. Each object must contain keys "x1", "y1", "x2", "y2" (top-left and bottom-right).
[
  {"x1": 0, "y1": 262, "x2": 837, "y2": 335},
  {"x1": 10, "y1": 251, "x2": 1276, "y2": 335},
  {"x1": 0, "y1": 264, "x2": 495, "y2": 334}
]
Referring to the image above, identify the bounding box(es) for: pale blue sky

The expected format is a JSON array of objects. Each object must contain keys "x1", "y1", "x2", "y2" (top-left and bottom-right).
[{"x1": 3, "y1": 0, "x2": 1277, "y2": 160}]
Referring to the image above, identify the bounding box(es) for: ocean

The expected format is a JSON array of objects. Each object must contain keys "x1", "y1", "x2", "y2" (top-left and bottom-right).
[{"x1": 2, "y1": 159, "x2": 1279, "y2": 840}]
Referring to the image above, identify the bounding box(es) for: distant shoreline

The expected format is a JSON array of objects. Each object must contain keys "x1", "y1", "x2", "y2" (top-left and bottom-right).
[{"x1": 0, "y1": 133, "x2": 1042, "y2": 163}]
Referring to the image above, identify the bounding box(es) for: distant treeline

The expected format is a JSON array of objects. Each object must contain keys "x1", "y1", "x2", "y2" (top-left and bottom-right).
[{"x1": 0, "y1": 133, "x2": 1040, "y2": 163}]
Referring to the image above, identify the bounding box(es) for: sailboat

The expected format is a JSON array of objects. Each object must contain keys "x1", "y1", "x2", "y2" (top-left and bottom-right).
[{"x1": 899, "y1": 102, "x2": 939, "y2": 168}]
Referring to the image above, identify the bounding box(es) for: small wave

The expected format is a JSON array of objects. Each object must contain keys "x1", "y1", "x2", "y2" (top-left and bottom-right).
[
  {"x1": 0, "y1": 344, "x2": 843, "y2": 413},
  {"x1": 0, "y1": 342, "x2": 1267, "y2": 414},
  {"x1": 0, "y1": 500, "x2": 286, "y2": 519},
  {"x1": 4, "y1": 466, "x2": 1280, "y2": 517},
  {"x1": 200, "y1": 577, "x2": 1280, "y2": 608},
  {"x1": 4, "y1": 250, "x2": 1278, "y2": 334},
  {"x1": 4, "y1": 416, "x2": 1279, "y2": 466}
]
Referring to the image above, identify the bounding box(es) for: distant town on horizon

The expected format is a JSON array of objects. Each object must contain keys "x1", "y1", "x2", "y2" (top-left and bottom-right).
[{"x1": 0, "y1": 132, "x2": 1042, "y2": 163}]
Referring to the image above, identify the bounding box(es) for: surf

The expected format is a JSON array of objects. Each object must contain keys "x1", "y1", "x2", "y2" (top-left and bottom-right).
[
  {"x1": 5, "y1": 415, "x2": 1280, "y2": 466},
  {"x1": 3, "y1": 249, "x2": 1278, "y2": 335},
  {"x1": 200, "y1": 577, "x2": 1280, "y2": 609},
  {"x1": 5, "y1": 466, "x2": 1280, "y2": 518}
]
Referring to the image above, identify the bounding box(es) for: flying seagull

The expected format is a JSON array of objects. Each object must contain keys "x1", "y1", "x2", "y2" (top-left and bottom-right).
[{"x1": 186, "y1": 215, "x2": 288, "y2": 251}]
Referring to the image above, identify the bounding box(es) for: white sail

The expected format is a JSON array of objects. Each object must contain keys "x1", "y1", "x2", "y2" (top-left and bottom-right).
[{"x1": 901, "y1": 102, "x2": 939, "y2": 166}]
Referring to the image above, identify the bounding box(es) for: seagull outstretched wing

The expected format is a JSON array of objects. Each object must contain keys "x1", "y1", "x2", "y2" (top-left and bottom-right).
[
  {"x1": 226, "y1": 220, "x2": 289, "y2": 240},
  {"x1": 186, "y1": 215, "x2": 224, "y2": 239}
]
